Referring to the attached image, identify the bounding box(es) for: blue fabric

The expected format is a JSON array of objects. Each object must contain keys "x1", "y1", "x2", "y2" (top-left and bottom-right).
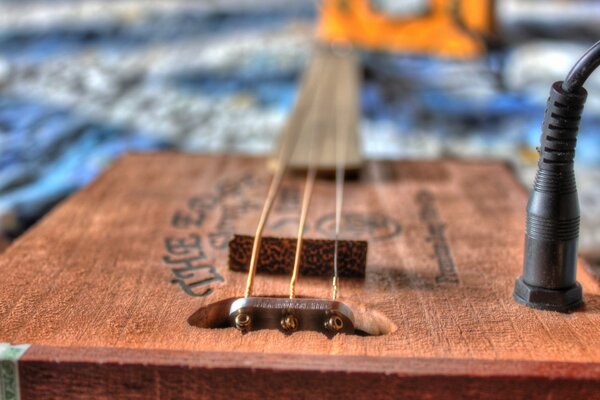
[{"x1": 1, "y1": 3, "x2": 598, "y2": 237}]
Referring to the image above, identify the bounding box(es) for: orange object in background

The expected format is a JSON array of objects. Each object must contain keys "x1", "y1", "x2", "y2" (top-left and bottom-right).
[{"x1": 318, "y1": 0, "x2": 495, "y2": 58}]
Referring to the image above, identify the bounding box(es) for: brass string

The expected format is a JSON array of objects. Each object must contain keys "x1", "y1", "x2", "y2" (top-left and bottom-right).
[
  {"x1": 288, "y1": 53, "x2": 336, "y2": 299},
  {"x1": 243, "y1": 54, "x2": 325, "y2": 298},
  {"x1": 243, "y1": 158, "x2": 287, "y2": 298},
  {"x1": 288, "y1": 157, "x2": 319, "y2": 299},
  {"x1": 288, "y1": 104, "x2": 330, "y2": 297},
  {"x1": 244, "y1": 47, "x2": 354, "y2": 301},
  {"x1": 331, "y1": 53, "x2": 350, "y2": 301}
]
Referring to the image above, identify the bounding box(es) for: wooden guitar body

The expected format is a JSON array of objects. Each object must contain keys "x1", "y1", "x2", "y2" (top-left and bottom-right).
[{"x1": 2, "y1": 153, "x2": 600, "y2": 399}]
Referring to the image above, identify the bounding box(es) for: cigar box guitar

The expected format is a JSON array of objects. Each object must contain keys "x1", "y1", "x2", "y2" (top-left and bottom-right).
[{"x1": 2, "y1": 47, "x2": 600, "y2": 399}]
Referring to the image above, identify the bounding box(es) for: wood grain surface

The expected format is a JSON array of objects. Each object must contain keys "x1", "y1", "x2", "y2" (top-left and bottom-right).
[
  {"x1": 2, "y1": 153, "x2": 600, "y2": 398},
  {"x1": 18, "y1": 346, "x2": 600, "y2": 400}
]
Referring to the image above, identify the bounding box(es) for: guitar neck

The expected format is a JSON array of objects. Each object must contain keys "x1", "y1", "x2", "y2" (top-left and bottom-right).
[{"x1": 273, "y1": 45, "x2": 363, "y2": 172}]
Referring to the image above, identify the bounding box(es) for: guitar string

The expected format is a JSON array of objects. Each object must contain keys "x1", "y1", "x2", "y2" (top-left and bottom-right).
[
  {"x1": 244, "y1": 48, "x2": 353, "y2": 301},
  {"x1": 332, "y1": 50, "x2": 351, "y2": 301},
  {"x1": 243, "y1": 54, "x2": 324, "y2": 298},
  {"x1": 288, "y1": 53, "x2": 333, "y2": 299},
  {"x1": 288, "y1": 140, "x2": 320, "y2": 299}
]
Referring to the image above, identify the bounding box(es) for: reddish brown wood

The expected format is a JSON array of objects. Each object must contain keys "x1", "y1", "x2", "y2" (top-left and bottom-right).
[
  {"x1": 2, "y1": 153, "x2": 600, "y2": 398},
  {"x1": 0, "y1": 234, "x2": 10, "y2": 254},
  {"x1": 19, "y1": 346, "x2": 600, "y2": 399},
  {"x1": 582, "y1": 251, "x2": 600, "y2": 282}
]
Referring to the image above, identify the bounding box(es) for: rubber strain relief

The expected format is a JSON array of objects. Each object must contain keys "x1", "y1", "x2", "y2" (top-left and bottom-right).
[
  {"x1": 538, "y1": 82, "x2": 587, "y2": 170},
  {"x1": 514, "y1": 81, "x2": 586, "y2": 312}
]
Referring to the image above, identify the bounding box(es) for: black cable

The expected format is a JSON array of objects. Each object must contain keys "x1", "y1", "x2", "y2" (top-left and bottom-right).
[
  {"x1": 562, "y1": 40, "x2": 600, "y2": 92},
  {"x1": 513, "y1": 40, "x2": 600, "y2": 312}
]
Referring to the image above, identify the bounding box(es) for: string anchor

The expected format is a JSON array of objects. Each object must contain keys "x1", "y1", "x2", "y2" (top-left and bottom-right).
[
  {"x1": 228, "y1": 297, "x2": 354, "y2": 336},
  {"x1": 280, "y1": 313, "x2": 299, "y2": 333},
  {"x1": 234, "y1": 312, "x2": 252, "y2": 332},
  {"x1": 324, "y1": 313, "x2": 344, "y2": 333}
]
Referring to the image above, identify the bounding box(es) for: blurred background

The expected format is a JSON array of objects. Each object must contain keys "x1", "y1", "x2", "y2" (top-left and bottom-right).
[{"x1": 1, "y1": 0, "x2": 600, "y2": 257}]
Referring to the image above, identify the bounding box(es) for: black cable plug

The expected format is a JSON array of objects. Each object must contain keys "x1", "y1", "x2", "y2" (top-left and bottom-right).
[{"x1": 514, "y1": 40, "x2": 600, "y2": 312}]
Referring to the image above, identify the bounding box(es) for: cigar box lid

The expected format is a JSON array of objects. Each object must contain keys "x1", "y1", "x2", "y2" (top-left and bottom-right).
[{"x1": 2, "y1": 153, "x2": 600, "y2": 399}]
